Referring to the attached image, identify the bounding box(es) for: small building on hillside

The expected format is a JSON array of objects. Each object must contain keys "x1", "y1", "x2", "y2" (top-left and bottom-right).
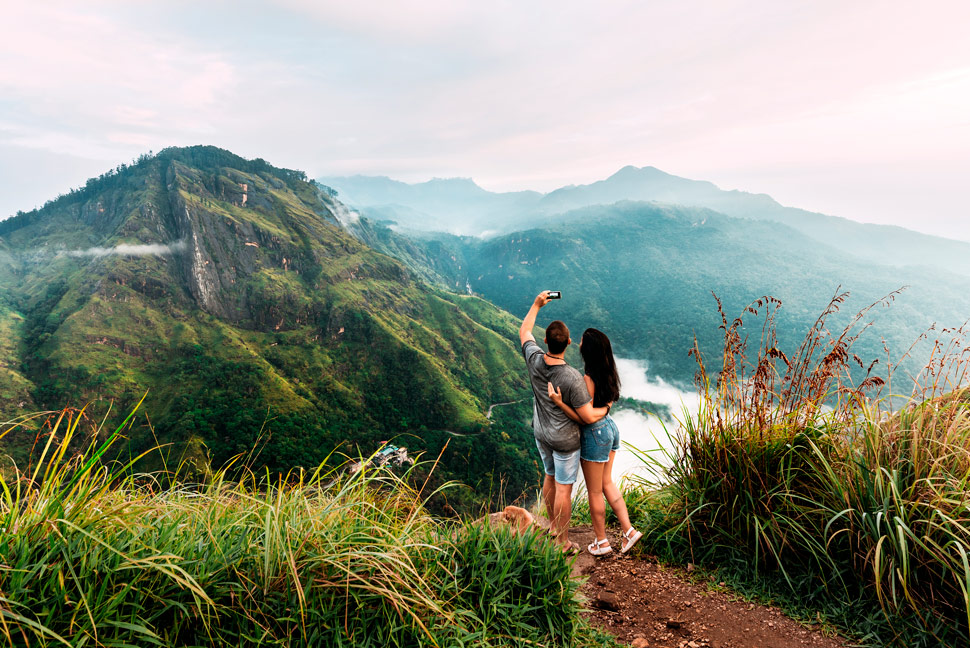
[{"x1": 347, "y1": 443, "x2": 413, "y2": 474}]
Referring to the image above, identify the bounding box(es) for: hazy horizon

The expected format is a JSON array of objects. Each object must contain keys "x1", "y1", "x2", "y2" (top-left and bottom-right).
[{"x1": 3, "y1": 2, "x2": 969, "y2": 240}]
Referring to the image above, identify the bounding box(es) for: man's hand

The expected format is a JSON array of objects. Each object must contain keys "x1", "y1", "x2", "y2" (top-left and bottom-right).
[{"x1": 520, "y1": 291, "x2": 554, "y2": 346}]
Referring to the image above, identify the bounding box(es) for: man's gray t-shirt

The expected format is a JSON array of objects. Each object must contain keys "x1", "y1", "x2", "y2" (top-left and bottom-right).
[{"x1": 522, "y1": 340, "x2": 591, "y2": 452}]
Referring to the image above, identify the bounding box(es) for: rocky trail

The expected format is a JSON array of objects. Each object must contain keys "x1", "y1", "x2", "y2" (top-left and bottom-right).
[{"x1": 568, "y1": 525, "x2": 851, "y2": 648}]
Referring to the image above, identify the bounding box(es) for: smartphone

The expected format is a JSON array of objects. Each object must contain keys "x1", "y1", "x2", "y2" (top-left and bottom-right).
[{"x1": 547, "y1": 291, "x2": 561, "y2": 299}]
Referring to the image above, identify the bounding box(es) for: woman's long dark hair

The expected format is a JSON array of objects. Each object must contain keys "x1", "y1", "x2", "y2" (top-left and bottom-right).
[{"x1": 580, "y1": 328, "x2": 620, "y2": 407}]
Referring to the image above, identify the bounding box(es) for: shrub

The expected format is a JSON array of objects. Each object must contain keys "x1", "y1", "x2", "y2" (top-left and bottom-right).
[{"x1": 632, "y1": 290, "x2": 970, "y2": 646}]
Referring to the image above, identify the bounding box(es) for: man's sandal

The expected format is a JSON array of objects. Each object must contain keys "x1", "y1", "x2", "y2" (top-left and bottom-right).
[
  {"x1": 620, "y1": 527, "x2": 643, "y2": 554},
  {"x1": 562, "y1": 541, "x2": 581, "y2": 556},
  {"x1": 588, "y1": 537, "x2": 613, "y2": 556}
]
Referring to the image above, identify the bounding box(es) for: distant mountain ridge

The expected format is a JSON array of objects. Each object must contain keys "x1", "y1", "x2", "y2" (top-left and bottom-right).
[
  {"x1": 318, "y1": 174, "x2": 542, "y2": 236},
  {"x1": 539, "y1": 165, "x2": 747, "y2": 212},
  {"x1": 321, "y1": 166, "x2": 970, "y2": 277}
]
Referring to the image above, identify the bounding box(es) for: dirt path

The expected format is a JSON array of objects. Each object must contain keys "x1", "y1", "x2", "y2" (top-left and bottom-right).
[{"x1": 568, "y1": 525, "x2": 850, "y2": 648}]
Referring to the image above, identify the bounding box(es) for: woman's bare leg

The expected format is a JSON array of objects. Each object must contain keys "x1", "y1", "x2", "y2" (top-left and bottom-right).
[
  {"x1": 602, "y1": 451, "x2": 633, "y2": 533},
  {"x1": 581, "y1": 459, "x2": 608, "y2": 541}
]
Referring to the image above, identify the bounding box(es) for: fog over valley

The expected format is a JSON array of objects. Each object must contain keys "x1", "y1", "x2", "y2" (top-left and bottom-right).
[{"x1": 572, "y1": 358, "x2": 699, "y2": 494}]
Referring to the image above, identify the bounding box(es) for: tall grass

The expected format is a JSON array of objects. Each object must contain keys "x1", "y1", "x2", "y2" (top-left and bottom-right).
[
  {"x1": 0, "y1": 404, "x2": 606, "y2": 648},
  {"x1": 812, "y1": 389, "x2": 970, "y2": 643},
  {"x1": 630, "y1": 290, "x2": 970, "y2": 646}
]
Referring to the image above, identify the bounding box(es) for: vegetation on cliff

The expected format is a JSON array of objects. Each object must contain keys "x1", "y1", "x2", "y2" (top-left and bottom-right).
[{"x1": 0, "y1": 147, "x2": 537, "y2": 509}]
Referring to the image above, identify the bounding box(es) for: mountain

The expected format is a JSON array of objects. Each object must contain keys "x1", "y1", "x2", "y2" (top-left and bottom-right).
[
  {"x1": 349, "y1": 201, "x2": 970, "y2": 384},
  {"x1": 538, "y1": 165, "x2": 970, "y2": 277},
  {"x1": 539, "y1": 165, "x2": 736, "y2": 212},
  {"x1": 323, "y1": 166, "x2": 970, "y2": 278},
  {"x1": 0, "y1": 147, "x2": 536, "y2": 504}
]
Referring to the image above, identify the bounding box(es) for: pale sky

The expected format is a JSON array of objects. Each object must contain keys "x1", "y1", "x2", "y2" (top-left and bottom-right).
[{"x1": 2, "y1": 1, "x2": 969, "y2": 239}]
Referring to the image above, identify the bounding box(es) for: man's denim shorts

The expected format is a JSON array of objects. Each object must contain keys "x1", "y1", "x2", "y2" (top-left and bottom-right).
[
  {"x1": 580, "y1": 416, "x2": 620, "y2": 463},
  {"x1": 535, "y1": 438, "x2": 581, "y2": 485}
]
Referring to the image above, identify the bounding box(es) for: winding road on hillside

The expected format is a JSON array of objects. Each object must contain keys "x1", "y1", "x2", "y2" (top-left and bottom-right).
[
  {"x1": 440, "y1": 399, "x2": 530, "y2": 436},
  {"x1": 486, "y1": 398, "x2": 530, "y2": 420}
]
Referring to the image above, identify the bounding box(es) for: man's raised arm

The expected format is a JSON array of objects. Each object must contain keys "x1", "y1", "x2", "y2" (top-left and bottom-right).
[{"x1": 519, "y1": 291, "x2": 551, "y2": 346}]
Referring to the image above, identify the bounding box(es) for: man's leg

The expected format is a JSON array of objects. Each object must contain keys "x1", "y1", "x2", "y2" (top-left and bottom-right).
[
  {"x1": 553, "y1": 481, "x2": 573, "y2": 544},
  {"x1": 535, "y1": 439, "x2": 557, "y2": 525},
  {"x1": 542, "y1": 473, "x2": 556, "y2": 523},
  {"x1": 551, "y1": 447, "x2": 581, "y2": 546}
]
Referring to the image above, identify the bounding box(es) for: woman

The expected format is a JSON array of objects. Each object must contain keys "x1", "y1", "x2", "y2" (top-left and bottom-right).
[{"x1": 547, "y1": 328, "x2": 642, "y2": 556}]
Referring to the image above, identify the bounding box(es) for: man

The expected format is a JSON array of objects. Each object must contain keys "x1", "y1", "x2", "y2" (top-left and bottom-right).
[{"x1": 519, "y1": 290, "x2": 598, "y2": 552}]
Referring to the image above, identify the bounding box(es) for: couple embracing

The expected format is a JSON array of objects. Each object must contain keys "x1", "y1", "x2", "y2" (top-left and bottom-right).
[{"x1": 519, "y1": 291, "x2": 642, "y2": 556}]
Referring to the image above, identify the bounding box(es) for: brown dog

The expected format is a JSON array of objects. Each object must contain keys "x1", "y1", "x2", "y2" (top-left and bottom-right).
[{"x1": 484, "y1": 505, "x2": 537, "y2": 534}]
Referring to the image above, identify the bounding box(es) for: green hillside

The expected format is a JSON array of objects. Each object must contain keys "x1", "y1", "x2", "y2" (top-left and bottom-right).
[
  {"x1": 0, "y1": 147, "x2": 535, "y2": 504},
  {"x1": 352, "y1": 202, "x2": 970, "y2": 384}
]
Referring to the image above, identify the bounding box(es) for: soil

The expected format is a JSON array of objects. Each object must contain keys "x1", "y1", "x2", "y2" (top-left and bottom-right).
[{"x1": 568, "y1": 525, "x2": 851, "y2": 648}]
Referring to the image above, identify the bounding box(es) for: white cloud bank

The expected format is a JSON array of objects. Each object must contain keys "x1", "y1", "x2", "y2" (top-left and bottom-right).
[
  {"x1": 59, "y1": 240, "x2": 188, "y2": 258},
  {"x1": 572, "y1": 358, "x2": 699, "y2": 498},
  {"x1": 332, "y1": 203, "x2": 361, "y2": 226}
]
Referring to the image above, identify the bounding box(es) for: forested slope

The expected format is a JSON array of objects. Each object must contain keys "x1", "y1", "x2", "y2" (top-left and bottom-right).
[{"x1": 0, "y1": 147, "x2": 536, "y2": 505}]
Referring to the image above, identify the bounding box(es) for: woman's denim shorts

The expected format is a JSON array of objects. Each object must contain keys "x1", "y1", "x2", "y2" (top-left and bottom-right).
[{"x1": 580, "y1": 415, "x2": 620, "y2": 463}]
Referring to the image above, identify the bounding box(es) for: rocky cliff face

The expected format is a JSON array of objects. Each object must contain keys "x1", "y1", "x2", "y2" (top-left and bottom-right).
[{"x1": 168, "y1": 166, "x2": 258, "y2": 322}]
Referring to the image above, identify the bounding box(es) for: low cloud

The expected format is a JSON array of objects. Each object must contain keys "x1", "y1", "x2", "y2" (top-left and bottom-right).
[
  {"x1": 59, "y1": 240, "x2": 187, "y2": 258},
  {"x1": 332, "y1": 203, "x2": 361, "y2": 226}
]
